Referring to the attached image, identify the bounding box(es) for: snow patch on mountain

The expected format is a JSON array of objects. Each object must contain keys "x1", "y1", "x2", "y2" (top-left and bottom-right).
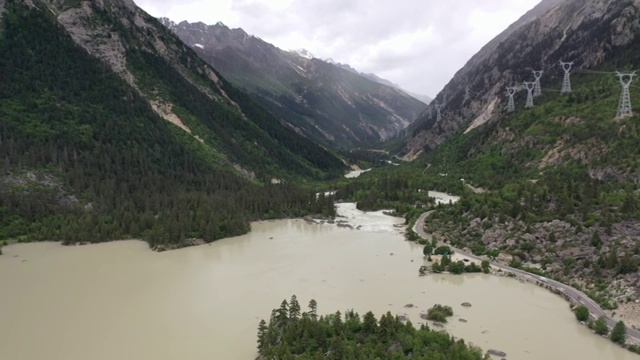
[{"x1": 291, "y1": 49, "x2": 316, "y2": 59}]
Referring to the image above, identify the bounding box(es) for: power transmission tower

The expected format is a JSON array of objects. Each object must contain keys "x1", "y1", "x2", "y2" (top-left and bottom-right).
[
  {"x1": 523, "y1": 82, "x2": 535, "y2": 108},
  {"x1": 532, "y1": 70, "x2": 543, "y2": 97},
  {"x1": 435, "y1": 104, "x2": 443, "y2": 122},
  {"x1": 464, "y1": 86, "x2": 470, "y2": 102},
  {"x1": 506, "y1": 86, "x2": 518, "y2": 113},
  {"x1": 559, "y1": 61, "x2": 574, "y2": 94},
  {"x1": 616, "y1": 71, "x2": 636, "y2": 118}
]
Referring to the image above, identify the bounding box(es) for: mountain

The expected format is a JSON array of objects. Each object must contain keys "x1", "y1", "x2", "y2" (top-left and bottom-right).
[
  {"x1": 325, "y1": 59, "x2": 432, "y2": 104},
  {"x1": 397, "y1": 0, "x2": 640, "y2": 312},
  {"x1": 0, "y1": 0, "x2": 343, "y2": 251},
  {"x1": 159, "y1": 19, "x2": 427, "y2": 147},
  {"x1": 402, "y1": 0, "x2": 640, "y2": 159}
]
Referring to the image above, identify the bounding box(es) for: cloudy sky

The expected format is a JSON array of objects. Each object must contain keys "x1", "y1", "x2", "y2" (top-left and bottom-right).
[{"x1": 135, "y1": 0, "x2": 541, "y2": 97}]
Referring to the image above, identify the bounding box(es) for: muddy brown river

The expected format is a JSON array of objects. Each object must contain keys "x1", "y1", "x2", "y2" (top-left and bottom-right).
[{"x1": 0, "y1": 204, "x2": 636, "y2": 360}]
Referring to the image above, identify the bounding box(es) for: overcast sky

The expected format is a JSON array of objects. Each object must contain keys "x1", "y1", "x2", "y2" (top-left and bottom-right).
[{"x1": 135, "y1": 0, "x2": 541, "y2": 97}]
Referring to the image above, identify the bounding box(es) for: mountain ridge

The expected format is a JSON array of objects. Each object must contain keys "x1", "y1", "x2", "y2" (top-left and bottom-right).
[
  {"x1": 0, "y1": 0, "x2": 342, "y2": 251},
  {"x1": 390, "y1": 0, "x2": 640, "y2": 325},
  {"x1": 401, "y1": 0, "x2": 640, "y2": 160},
  {"x1": 160, "y1": 18, "x2": 427, "y2": 147}
]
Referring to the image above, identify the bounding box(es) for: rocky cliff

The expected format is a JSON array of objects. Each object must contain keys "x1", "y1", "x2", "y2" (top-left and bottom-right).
[
  {"x1": 160, "y1": 18, "x2": 427, "y2": 147},
  {"x1": 402, "y1": 0, "x2": 640, "y2": 160},
  {"x1": 0, "y1": 0, "x2": 344, "y2": 250}
]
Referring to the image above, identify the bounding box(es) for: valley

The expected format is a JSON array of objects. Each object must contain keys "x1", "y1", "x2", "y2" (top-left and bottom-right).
[
  {"x1": 159, "y1": 18, "x2": 427, "y2": 148},
  {"x1": 1, "y1": 204, "x2": 637, "y2": 360},
  {"x1": 1, "y1": 0, "x2": 640, "y2": 358}
]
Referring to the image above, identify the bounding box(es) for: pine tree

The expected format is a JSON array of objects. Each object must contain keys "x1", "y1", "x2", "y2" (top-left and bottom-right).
[
  {"x1": 289, "y1": 295, "x2": 301, "y2": 321},
  {"x1": 308, "y1": 299, "x2": 318, "y2": 320},
  {"x1": 276, "y1": 300, "x2": 289, "y2": 328},
  {"x1": 257, "y1": 319, "x2": 268, "y2": 354}
]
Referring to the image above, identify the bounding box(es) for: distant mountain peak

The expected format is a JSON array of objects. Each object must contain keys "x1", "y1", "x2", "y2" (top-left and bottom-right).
[
  {"x1": 163, "y1": 18, "x2": 428, "y2": 146},
  {"x1": 291, "y1": 48, "x2": 316, "y2": 60},
  {"x1": 402, "y1": 0, "x2": 640, "y2": 159}
]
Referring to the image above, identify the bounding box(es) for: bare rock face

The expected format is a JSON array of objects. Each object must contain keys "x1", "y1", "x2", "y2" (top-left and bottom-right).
[
  {"x1": 159, "y1": 18, "x2": 427, "y2": 148},
  {"x1": 401, "y1": 0, "x2": 640, "y2": 158},
  {"x1": 487, "y1": 349, "x2": 507, "y2": 357}
]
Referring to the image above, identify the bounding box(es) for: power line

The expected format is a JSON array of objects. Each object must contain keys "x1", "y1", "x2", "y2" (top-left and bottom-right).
[
  {"x1": 576, "y1": 69, "x2": 640, "y2": 75},
  {"x1": 435, "y1": 103, "x2": 443, "y2": 122},
  {"x1": 616, "y1": 71, "x2": 636, "y2": 118},
  {"x1": 532, "y1": 70, "x2": 543, "y2": 97},
  {"x1": 560, "y1": 61, "x2": 574, "y2": 94},
  {"x1": 506, "y1": 86, "x2": 518, "y2": 113},
  {"x1": 523, "y1": 82, "x2": 535, "y2": 108}
]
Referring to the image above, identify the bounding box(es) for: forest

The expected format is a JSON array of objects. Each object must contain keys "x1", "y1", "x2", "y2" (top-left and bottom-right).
[
  {"x1": 0, "y1": 1, "x2": 337, "y2": 250},
  {"x1": 257, "y1": 296, "x2": 488, "y2": 360}
]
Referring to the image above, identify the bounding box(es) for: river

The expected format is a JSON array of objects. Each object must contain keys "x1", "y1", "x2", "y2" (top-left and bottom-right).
[{"x1": 0, "y1": 204, "x2": 636, "y2": 360}]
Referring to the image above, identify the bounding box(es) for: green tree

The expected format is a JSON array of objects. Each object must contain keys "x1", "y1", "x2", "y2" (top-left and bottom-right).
[
  {"x1": 308, "y1": 299, "x2": 318, "y2": 320},
  {"x1": 426, "y1": 304, "x2": 454, "y2": 323},
  {"x1": 434, "y1": 246, "x2": 452, "y2": 255},
  {"x1": 432, "y1": 261, "x2": 443, "y2": 273},
  {"x1": 423, "y1": 244, "x2": 433, "y2": 256},
  {"x1": 574, "y1": 305, "x2": 589, "y2": 322},
  {"x1": 590, "y1": 231, "x2": 602, "y2": 248},
  {"x1": 276, "y1": 300, "x2": 289, "y2": 327},
  {"x1": 610, "y1": 321, "x2": 626, "y2": 344},
  {"x1": 449, "y1": 260, "x2": 466, "y2": 274},
  {"x1": 481, "y1": 260, "x2": 491, "y2": 274},
  {"x1": 441, "y1": 254, "x2": 452, "y2": 267},
  {"x1": 257, "y1": 319, "x2": 268, "y2": 354},
  {"x1": 594, "y1": 316, "x2": 609, "y2": 336},
  {"x1": 259, "y1": 297, "x2": 486, "y2": 359},
  {"x1": 289, "y1": 295, "x2": 301, "y2": 320}
]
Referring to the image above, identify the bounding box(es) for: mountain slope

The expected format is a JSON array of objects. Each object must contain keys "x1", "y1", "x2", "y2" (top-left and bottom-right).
[
  {"x1": 328, "y1": 60, "x2": 432, "y2": 104},
  {"x1": 0, "y1": 0, "x2": 341, "y2": 251},
  {"x1": 395, "y1": 0, "x2": 640, "y2": 317},
  {"x1": 160, "y1": 19, "x2": 427, "y2": 147},
  {"x1": 402, "y1": 0, "x2": 640, "y2": 160}
]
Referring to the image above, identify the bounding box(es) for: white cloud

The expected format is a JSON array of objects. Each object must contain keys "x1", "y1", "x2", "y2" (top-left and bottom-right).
[{"x1": 134, "y1": 0, "x2": 541, "y2": 97}]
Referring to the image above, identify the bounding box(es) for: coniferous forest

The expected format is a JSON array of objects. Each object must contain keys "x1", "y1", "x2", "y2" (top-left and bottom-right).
[
  {"x1": 257, "y1": 296, "x2": 488, "y2": 360},
  {"x1": 0, "y1": 2, "x2": 339, "y2": 250}
]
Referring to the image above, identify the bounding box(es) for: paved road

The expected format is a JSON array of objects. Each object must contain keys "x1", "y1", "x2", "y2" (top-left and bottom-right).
[{"x1": 413, "y1": 211, "x2": 640, "y2": 342}]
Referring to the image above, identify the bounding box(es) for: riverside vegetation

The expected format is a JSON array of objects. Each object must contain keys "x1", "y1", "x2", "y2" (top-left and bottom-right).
[
  {"x1": 418, "y1": 74, "x2": 640, "y2": 311},
  {"x1": 2, "y1": 0, "x2": 640, "y2": 355},
  {"x1": 256, "y1": 296, "x2": 488, "y2": 360},
  {"x1": 573, "y1": 305, "x2": 640, "y2": 353},
  {"x1": 0, "y1": 1, "x2": 341, "y2": 252}
]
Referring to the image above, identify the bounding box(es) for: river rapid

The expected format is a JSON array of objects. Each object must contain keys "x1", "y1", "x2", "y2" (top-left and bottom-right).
[{"x1": 0, "y1": 204, "x2": 636, "y2": 360}]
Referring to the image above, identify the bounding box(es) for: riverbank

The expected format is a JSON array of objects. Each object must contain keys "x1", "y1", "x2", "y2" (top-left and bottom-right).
[
  {"x1": 414, "y1": 210, "x2": 640, "y2": 351},
  {"x1": 2, "y1": 204, "x2": 639, "y2": 360}
]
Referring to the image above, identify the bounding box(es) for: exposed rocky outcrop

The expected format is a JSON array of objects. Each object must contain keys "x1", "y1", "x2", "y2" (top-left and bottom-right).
[
  {"x1": 402, "y1": 0, "x2": 640, "y2": 158},
  {"x1": 487, "y1": 349, "x2": 507, "y2": 357},
  {"x1": 445, "y1": 217, "x2": 640, "y2": 305},
  {"x1": 160, "y1": 18, "x2": 427, "y2": 147}
]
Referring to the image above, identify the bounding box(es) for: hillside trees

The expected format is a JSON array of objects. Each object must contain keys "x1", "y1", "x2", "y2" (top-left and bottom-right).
[{"x1": 0, "y1": 2, "x2": 338, "y2": 249}]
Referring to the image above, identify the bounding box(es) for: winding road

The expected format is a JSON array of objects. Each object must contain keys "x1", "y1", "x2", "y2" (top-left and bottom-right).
[{"x1": 413, "y1": 211, "x2": 640, "y2": 342}]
